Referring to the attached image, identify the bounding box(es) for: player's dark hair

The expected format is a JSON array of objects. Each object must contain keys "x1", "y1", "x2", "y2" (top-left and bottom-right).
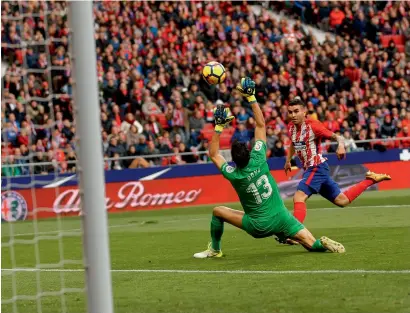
[
  {"x1": 231, "y1": 140, "x2": 250, "y2": 169},
  {"x1": 288, "y1": 96, "x2": 305, "y2": 107}
]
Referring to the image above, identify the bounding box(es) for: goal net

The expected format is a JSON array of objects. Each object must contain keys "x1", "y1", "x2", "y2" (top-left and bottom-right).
[{"x1": 2, "y1": 2, "x2": 112, "y2": 312}]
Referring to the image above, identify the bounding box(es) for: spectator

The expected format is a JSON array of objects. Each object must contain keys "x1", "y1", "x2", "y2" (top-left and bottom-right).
[
  {"x1": 111, "y1": 153, "x2": 123, "y2": 170},
  {"x1": 231, "y1": 122, "x2": 251, "y2": 144},
  {"x1": 142, "y1": 97, "x2": 162, "y2": 116},
  {"x1": 329, "y1": 7, "x2": 346, "y2": 30},
  {"x1": 189, "y1": 109, "x2": 205, "y2": 145},
  {"x1": 2, "y1": 155, "x2": 21, "y2": 177},
  {"x1": 135, "y1": 135, "x2": 148, "y2": 155},
  {"x1": 142, "y1": 123, "x2": 156, "y2": 142},
  {"x1": 396, "y1": 126, "x2": 410, "y2": 148},
  {"x1": 380, "y1": 115, "x2": 397, "y2": 138},
  {"x1": 66, "y1": 148, "x2": 77, "y2": 173},
  {"x1": 271, "y1": 140, "x2": 286, "y2": 157},
  {"x1": 32, "y1": 151, "x2": 48, "y2": 175},
  {"x1": 179, "y1": 143, "x2": 197, "y2": 164},
  {"x1": 123, "y1": 145, "x2": 138, "y2": 169},
  {"x1": 266, "y1": 126, "x2": 278, "y2": 151},
  {"x1": 143, "y1": 141, "x2": 161, "y2": 165},
  {"x1": 106, "y1": 137, "x2": 126, "y2": 158},
  {"x1": 121, "y1": 113, "x2": 143, "y2": 134},
  {"x1": 343, "y1": 131, "x2": 357, "y2": 152}
]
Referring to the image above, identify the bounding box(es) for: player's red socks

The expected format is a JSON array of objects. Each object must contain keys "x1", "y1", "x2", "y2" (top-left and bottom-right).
[
  {"x1": 344, "y1": 179, "x2": 374, "y2": 203},
  {"x1": 293, "y1": 202, "x2": 307, "y2": 223}
]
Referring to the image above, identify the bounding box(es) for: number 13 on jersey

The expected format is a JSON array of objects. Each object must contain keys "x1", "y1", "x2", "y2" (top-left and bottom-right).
[{"x1": 246, "y1": 174, "x2": 273, "y2": 204}]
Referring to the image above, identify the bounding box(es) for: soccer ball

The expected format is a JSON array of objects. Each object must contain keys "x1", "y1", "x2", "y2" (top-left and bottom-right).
[{"x1": 202, "y1": 61, "x2": 226, "y2": 85}]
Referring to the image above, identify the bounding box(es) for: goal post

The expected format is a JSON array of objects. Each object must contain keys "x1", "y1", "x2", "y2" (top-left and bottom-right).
[{"x1": 68, "y1": 2, "x2": 114, "y2": 313}]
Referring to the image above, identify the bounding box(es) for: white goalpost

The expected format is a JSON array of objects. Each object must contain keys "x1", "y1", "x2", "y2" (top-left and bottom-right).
[
  {"x1": 68, "y1": 2, "x2": 114, "y2": 313},
  {"x1": 1, "y1": 2, "x2": 114, "y2": 312}
]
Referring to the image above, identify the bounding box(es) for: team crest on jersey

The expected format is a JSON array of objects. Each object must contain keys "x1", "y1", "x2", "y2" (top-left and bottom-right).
[
  {"x1": 293, "y1": 141, "x2": 307, "y2": 151},
  {"x1": 1, "y1": 191, "x2": 28, "y2": 222},
  {"x1": 225, "y1": 165, "x2": 235, "y2": 173}
]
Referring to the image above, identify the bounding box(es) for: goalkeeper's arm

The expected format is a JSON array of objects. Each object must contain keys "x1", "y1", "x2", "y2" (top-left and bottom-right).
[
  {"x1": 209, "y1": 132, "x2": 226, "y2": 170},
  {"x1": 236, "y1": 78, "x2": 266, "y2": 143},
  {"x1": 209, "y1": 105, "x2": 234, "y2": 170},
  {"x1": 248, "y1": 97, "x2": 266, "y2": 143}
]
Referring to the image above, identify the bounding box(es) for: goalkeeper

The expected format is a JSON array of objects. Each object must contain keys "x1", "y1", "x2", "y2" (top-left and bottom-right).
[{"x1": 194, "y1": 77, "x2": 345, "y2": 258}]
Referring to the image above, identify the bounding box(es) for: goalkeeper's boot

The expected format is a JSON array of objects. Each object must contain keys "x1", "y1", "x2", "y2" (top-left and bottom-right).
[
  {"x1": 320, "y1": 236, "x2": 346, "y2": 253},
  {"x1": 193, "y1": 242, "x2": 223, "y2": 259},
  {"x1": 365, "y1": 171, "x2": 391, "y2": 183}
]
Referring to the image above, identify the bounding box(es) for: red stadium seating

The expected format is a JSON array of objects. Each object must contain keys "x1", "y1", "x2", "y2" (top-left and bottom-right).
[
  {"x1": 153, "y1": 114, "x2": 169, "y2": 130},
  {"x1": 380, "y1": 35, "x2": 405, "y2": 48}
]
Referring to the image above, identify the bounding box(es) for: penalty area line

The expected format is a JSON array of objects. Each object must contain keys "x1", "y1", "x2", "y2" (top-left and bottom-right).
[{"x1": 2, "y1": 269, "x2": 410, "y2": 274}]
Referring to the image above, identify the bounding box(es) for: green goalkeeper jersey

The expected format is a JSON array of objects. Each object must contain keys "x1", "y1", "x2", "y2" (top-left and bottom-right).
[{"x1": 221, "y1": 140, "x2": 286, "y2": 219}]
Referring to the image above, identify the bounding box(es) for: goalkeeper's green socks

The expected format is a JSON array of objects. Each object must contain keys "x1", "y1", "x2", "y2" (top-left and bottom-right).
[
  {"x1": 310, "y1": 239, "x2": 327, "y2": 252},
  {"x1": 210, "y1": 215, "x2": 224, "y2": 251}
]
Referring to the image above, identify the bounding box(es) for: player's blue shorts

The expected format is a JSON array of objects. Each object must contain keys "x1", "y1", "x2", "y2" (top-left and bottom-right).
[{"x1": 297, "y1": 162, "x2": 341, "y2": 202}]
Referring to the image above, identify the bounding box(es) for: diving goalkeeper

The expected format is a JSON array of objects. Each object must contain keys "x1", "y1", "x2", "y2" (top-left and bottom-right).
[{"x1": 194, "y1": 77, "x2": 345, "y2": 258}]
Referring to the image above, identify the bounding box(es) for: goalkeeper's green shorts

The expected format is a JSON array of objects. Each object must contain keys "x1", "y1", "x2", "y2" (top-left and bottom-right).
[{"x1": 242, "y1": 209, "x2": 304, "y2": 239}]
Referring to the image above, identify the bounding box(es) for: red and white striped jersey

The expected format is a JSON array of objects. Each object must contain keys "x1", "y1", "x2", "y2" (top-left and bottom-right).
[{"x1": 288, "y1": 119, "x2": 334, "y2": 169}]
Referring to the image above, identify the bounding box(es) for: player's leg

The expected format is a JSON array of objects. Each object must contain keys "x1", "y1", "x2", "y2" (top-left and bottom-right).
[
  {"x1": 211, "y1": 206, "x2": 243, "y2": 250},
  {"x1": 292, "y1": 190, "x2": 309, "y2": 223},
  {"x1": 291, "y1": 165, "x2": 324, "y2": 223},
  {"x1": 321, "y1": 171, "x2": 391, "y2": 208},
  {"x1": 193, "y1": 206, "x2": 244, "y2": 259},
  {"x1": 291, "y1": 228, "x2": 345, "y2": 253},
  {"x1": 278, "y1": 210, "x2": 345, "y2": 253},
  {"x1": 340, "y1": 171, "x2": 391, "y2": 206}
]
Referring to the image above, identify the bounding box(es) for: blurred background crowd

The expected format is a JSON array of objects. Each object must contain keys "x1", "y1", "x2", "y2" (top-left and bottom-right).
[{"x1": 2, "y1": 1, "x2": 410, "y2": 177}]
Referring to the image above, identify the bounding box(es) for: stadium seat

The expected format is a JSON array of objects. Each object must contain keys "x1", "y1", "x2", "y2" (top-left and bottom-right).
[
  {"x1": 203, "y1": 123, "x2": 214, "y2": 131},
  {"x1": 391, "y1": 35, "x2": 405, "y2": 46},
  {"x1": 153, "y1": 114, "x2": 169, "y2": 130},
  {"x1": 220, "y1": 135, "x2": 233, "y2": 149},
  {"x1": 380, "y1": 35, "x2": 405, "y2": 48},
  {"x1": 397, "y1": 45, "x2": 405, "y2": 53}
]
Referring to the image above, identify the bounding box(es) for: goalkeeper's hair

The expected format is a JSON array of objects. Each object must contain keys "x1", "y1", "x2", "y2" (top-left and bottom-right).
[{"x1": 231, "y1": 140, "x2": 250, "y2": 169}]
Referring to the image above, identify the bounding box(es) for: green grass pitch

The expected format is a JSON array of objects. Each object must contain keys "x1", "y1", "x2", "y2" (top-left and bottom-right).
[{"x1": 2, "y1": 189, "x2": 410, "y2": 313}]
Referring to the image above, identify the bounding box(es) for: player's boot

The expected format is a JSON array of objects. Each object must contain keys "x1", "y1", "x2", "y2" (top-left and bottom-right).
[
  {"x1": 365, "y1": 171, "x2": 391, "y2": 182},
  {"x1": 320, "y1": 236, "x2": 346, "y2": 253},
  {"x1": 193, "y1": 242, "x2": 223, "y2": 259}
]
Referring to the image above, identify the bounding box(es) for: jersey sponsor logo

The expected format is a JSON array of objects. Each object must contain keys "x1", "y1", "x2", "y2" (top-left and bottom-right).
[
  {"x1": 225, "y1": 165, "x2": 235, "y2": 173},
  {"x1": 254, "y1": 141, "x2": 263, "y2": 151},
  {"x1": 293, "y1": 141, "x2": 307, "y2": 151},
  {"x1": 1, "y1": 191, "x2": 28, "y2": 222}
]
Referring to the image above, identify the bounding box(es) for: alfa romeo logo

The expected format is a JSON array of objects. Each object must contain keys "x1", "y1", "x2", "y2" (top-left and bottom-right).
[{"x1": 1, "y1": 191, "x2": 28, "y2": 222}]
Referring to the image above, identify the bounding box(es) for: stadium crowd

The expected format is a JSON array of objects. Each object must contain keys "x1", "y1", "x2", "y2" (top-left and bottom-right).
[{"x1": 2, "y1": 1, "x2": 410, "y2": 177}]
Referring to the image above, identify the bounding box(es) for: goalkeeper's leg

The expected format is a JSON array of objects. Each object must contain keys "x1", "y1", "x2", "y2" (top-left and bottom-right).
[
  {"x1": 193, "y1": 206, "x2": 244, "y2": 258},
  {"x1": 291, "y1": 228, "x2": 345, "y2": 253}
]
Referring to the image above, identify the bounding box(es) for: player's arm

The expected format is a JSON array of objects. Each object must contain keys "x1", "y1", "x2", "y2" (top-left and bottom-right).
[
  {"x1": 209, "y1": 104, "x2": 235, "y2": 171},
  {"x1": 330, "y1": 133, "x2": 346, "y2": 160},
  {"x1": 312, "y1": 120, "x2": 346, "y2": 160},
  {"x1": 284, "y1": 143, "x2": 295, "y2": 175},
  {"x1": 251, "y1": 102, "x2": 266, "y2": 143},
  {"x1": 209, "y1": 132, "x2": 226, "y2": 170},
  {"x1": 236, "y1": 77, "x2": 266, "y2": 143}
]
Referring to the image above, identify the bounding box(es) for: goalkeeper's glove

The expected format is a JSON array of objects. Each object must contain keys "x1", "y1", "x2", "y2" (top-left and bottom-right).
[
  {"x1": 213, "y1": 104, "x2": 234, "y2": 133},
  {"x1": 236, "y1": 77, "x2": 257, "y2": 104}
]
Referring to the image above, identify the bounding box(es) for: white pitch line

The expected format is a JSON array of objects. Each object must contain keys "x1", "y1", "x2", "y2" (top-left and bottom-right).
[
  {"x1": 3, "y1": 218, "x2": 206, "y2": 238},
  {"x1": 319, "y1": 204, "x2": 409, "y2": 210},
  {"x1": 1, "y1": 268, "x2": 410, "y2": 274},
  {"x1": 3, "y1": 204, "x2": 409, "y2": 238}
]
